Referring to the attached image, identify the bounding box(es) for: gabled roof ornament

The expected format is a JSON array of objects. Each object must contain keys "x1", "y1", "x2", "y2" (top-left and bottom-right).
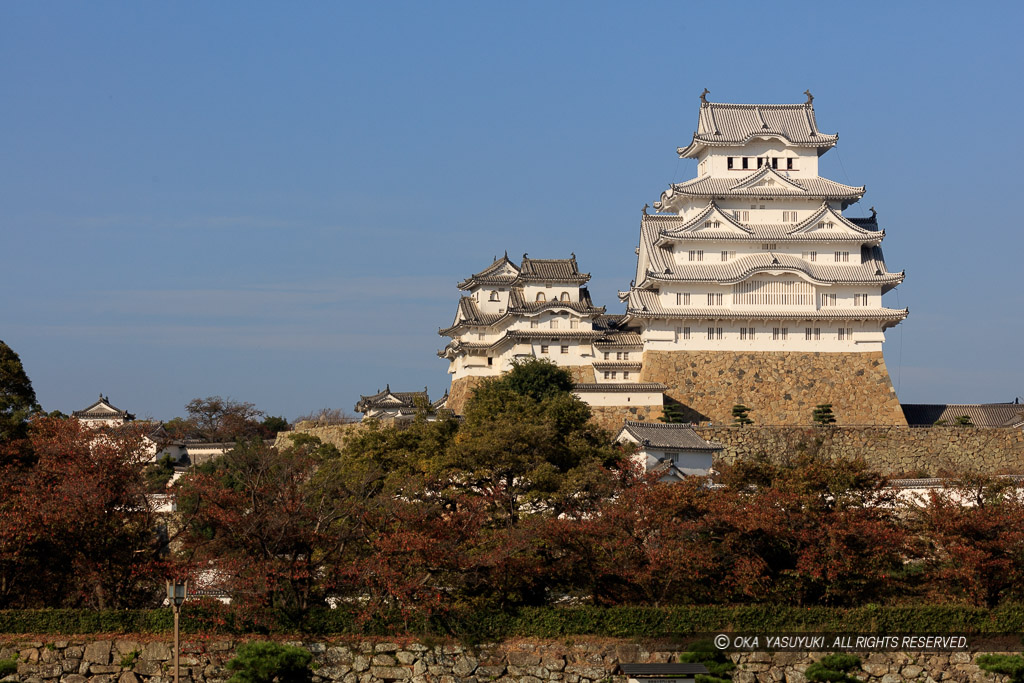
[
  {"x1": 870, "y1": 207, "x2": 877, "y2": 219},
  {"x1": 523, "y1": 252, "x2": 528, "y2": 260},
  {"x1": 804, "y1": 89, "x2": 814, "y2": 104},
  {"x1": 699, "y1": 88, "x2": 710, "y2": 104},
  {"x1": 642, "y1": 203, "x2": 649, "y2": 215}
]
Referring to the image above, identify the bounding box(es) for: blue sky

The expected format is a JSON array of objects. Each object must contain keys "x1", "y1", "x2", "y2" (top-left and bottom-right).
[{"x1": 3, "y1": 2, "x2": 1022, "y2": 421}]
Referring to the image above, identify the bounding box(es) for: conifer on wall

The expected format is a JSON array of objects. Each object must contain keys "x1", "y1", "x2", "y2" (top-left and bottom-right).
[{"x1": 812, "y1": 403, "x2": 837, "y2": 425}]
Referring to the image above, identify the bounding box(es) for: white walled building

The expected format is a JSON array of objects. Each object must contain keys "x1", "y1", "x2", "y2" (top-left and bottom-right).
[
  {"x1": 616, "y1": 421, "x2": 723, "y2": 482},
  {"x1": 440, "y1": 93, "x2": 910, "y2": 427},
  {"x1": 628, "y1": 92, "x2": 907, "y2": 355}
]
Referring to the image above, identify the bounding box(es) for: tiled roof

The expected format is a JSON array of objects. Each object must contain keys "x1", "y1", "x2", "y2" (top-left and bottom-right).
[
  {"x1": 593, "y1": 332, "x2": 644, "y2": 346},
  {"x1": 518, "y1": 254, "x2": 590, "y2": 283},
  {"x1": 641, "y1": 250, "x2": 904, "y2": 290},
  {"x1": 901, "y1": 403, "x2": 1024, "y2": 428},
  {"x1": 439, "y1": 288, "x2": 605, "y2": 337},
  {"x1": 457, "y1": 254, "x2": 520, "y2": 289},
  {"x1": 72, "y1": 395, "x2": 135, "y2": 421},
  {"x1": 573, "y1": 382, "x2": 668, "y2": 393},
  {"x1": 650, "y1": 202, "x2": 883, "y2": 244},
  {"x1": 678, "y1": 100, "x2": 837, "y2": 158},
  {"x1": 618, "y1": 420, "x2": 724, "y2": 451},
  {"x1": 625, "y1": 289, "x2": 909, "y2": 325},
  {"x1": 355, "y1": 385, "x2": 430, "y2": 413},
  {"x1": 665, "y1": 166, "x2": 863, "y2": 201},
  {"x1": 592, "y1": 361, "x2": 643, "y2": 370}
]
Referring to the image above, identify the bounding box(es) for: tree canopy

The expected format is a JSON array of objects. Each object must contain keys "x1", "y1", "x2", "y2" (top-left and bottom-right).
[{"x1": 0, "y1": 340, "x2": 40, "y2": 443}]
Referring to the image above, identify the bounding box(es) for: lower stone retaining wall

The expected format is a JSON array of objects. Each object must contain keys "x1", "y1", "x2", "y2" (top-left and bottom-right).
[
  {"x1": 0, "y1": 638, "x2": 1010, "y2": 683},
  {"x1": 697, "y1": 425, "x2": 1024, "y2": 477}
]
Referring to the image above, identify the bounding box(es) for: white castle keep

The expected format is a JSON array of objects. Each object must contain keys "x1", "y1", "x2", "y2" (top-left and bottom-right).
[{"x1": 440, "y1": 93, "x2": 908, "y2": 427}]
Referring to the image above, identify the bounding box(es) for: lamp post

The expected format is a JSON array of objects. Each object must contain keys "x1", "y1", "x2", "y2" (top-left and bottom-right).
[{"x1": 166, "y1": 579, "x2": 188, "y2": 683}]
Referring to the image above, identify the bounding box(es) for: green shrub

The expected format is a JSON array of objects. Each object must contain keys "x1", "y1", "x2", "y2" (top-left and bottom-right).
[
  {"x1": 120, "y1": 650, "x2": 140, "y2": 668},
  {"x1": 805, "y1": 653, "x2": 860, "y2": 682},
  {"x1": 0, "y1": 654, "x2": 18, "y2": 677},
  {"x1": 976, "y1": 654, "x2": 1024, "y2": 682},
  {"x1": 678, "y1": 639, "x2": 734, "y2": 682},
  {"x1": 226, "y1": 642, "x2": 313, "y2": 683}
]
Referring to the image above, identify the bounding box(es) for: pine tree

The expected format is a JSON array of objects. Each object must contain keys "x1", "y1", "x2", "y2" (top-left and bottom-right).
[
  {"x1": 812, "y1": 403, "x2": 836, "y2": 425},
  {"x1": 0, "y1": 340, "x2": 40, "y2": 442},
  {"x1": 731, "y1": 404, "x2": 753, "y2": 426}
]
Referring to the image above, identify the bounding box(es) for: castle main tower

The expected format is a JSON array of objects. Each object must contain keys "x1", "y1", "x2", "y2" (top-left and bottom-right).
[{"x1": 624, "y1": 92, "x2": 908, "y2": 425}]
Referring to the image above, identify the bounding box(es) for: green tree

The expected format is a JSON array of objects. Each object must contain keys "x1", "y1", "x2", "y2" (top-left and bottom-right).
[
  {"x1": 261, "y1": 415, "x2": 290, "y2": 435},
  {"x1": 226, "y1": 642, "x2": 312, "y2": 683},
  {"x1": 0, "y1": 340, "x2": 40, "y2": 443},
  {"x1": 954, "y1": 415, "x2": 973, "y2": 426},
  {"x1": 731, "y1": 404, "x2": 753, "y2": 426},
  {"x1": 659, "y1": 402, "x2": 688, "y2": 424},
  {"x1": 976, "y1": 654, "x2": 1024, "y2": 682},
  {"x1": 812, "y1": 403, "x2": 836, "y2": 425},
  {"x1": 805, "y1": 654, "x2": 861, "y2": 682},
  {"x1": 678, "y1": 640, "x2": 734, "y2": 683},
  {"x1": 426, "y1": 358, "x2": 625, "y2": 524}
]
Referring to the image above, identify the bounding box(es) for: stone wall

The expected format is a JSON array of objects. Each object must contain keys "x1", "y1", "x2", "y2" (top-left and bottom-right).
[
  {"x1": 641, "y1": 350, "x2": 907, "y2": 426},
  {"x1": 445, "y1": 376, "x2": 487, "y2": 416},
  {"x1": 0, "y1": 638, "x2": 1011, "y2": 683},
  {"x1": 277, "y1": 423, "x2": 365, "y2": 452},
  {"x1": 698, "y1": 425, "x2": 1024, "y2": 477},
  {"x1": 589, "y1": 404, "x2": 664, "y2": 433}
]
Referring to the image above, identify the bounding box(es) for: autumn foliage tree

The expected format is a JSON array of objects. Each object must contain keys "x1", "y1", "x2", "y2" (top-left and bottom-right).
[{"x1": 0, "y1": 417, "x2": 162, "y2": 608}]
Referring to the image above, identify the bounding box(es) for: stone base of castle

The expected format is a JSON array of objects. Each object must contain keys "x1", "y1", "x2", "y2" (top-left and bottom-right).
[
  {"x1": 640, "y1": 350, "x2": 907, "y2": 426},
  {"x1": 588, "y1": 404, "x2": 664, "y2": 433},
  {"x1": 447, "y1": 365, "x2": 597, "y2": 415}
]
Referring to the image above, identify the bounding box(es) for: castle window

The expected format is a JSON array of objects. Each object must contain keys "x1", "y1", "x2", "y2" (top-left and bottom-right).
[
  {"x1": 682, "y1": 326, "x2": 691, "y2": 340},
  {"x1": 487, "y1": 357, "x2": 493, "y2": 366},
  {"x1": 530, "y1": 321, "x2": 538, "y2": 328},
  {"x1": 611, "y1": 372, "x2": 617, "y2": 379},
  {"x1": 489, "y1": 291, "x2": 499, "y2": 301},
  {"x1": 721, "y1": 251, "x2": 729, "y2": 262},
  {"x1": 761, "y1": 243, "x2": 777, "y2": 250},
  {"x1": 835, "y1": 251, "x2": 849, "y2": 262},
  {"x1": 742, "y1": 157, "x2": 749, "y2": 169},
  {"x1": 740, "y1": 327, "x2": 755, "y2": 340},
  {"x1": 676, "y1": 292, "x2": 690, "y2": 305},
  {"x1": 787, "y1": 158, "x2": 795, "y2": 170},
  {"x1": 561, "y1": 345, "x2": 569, "y2": 354},
  {"x1": 570, "y1": 319, "x2": 579, "y2": 329},
  {"x1": 838, "y1": 328, "x2": 853, "y2": 341},
  {"x1": 623, "y1": 372, "x2": 630, "y2": 380},
  {"x1": 854, "y1": 294, "x2": 868, "y2": 306},
  {"x1": 727, "y1": 157, "x2": 734, "y2": 169},
  {"x1": 604, "y1": 352, "x2": 610, "y2": 360},
  {"x1": 622, "y1": 352, "x2": 629, "y2": 360},
  {"x1": 733, "y1": 210, "x2": 750, "y2": 221},
  {"x1": 820, "y1": 293, "x2": 837, "y2": 307},
  {"x1": 477, "y1": 333, "x2": 484, "y2": 340},
  {"x1": 801, "y1": 251, "x2": 818, "y2": 262},
  {"x1": 540, "y1": 345, "x2": 549, "y2": 354},
  {"x1": 783, "y1": 211, "x2": 798, "y2": 222},
  {"x1": 771, "y1": 157, "x2": 778, "y2": 169},
  {"x1": 550, "y1": 319, "x2": 559, "y2": 329},
  {"x1": 773, "y1": 327, "x2": 789, "y2": 341},
  {"x1": 536, "y1": 292, "x2": 546, "y2": 302},
  {"x1": 689, "y1": 250, "x2": 703, "y2": 262},
  {"x1": 560, "y1": 292, "x2": 570, "y2": 301},
  {"x1": 707, "y1": 327, "x2": 723, "y2": 340},
  {"x1": 707, "y1": 293, "x2": 723, "y2": 306},
  {"x1": 757, "y1": 157, "x2": 763, "y2": 169}
]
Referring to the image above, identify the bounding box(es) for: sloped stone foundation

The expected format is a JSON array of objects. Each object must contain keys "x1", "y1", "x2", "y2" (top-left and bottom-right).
[{"x1": 640, "y1": 350, "x2": 907, "y2": 426}]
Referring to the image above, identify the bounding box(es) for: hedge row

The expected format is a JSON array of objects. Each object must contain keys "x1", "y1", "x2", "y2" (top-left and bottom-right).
[{"x1": 2, "y1": 604, "x2": 1024, "y2": 638}]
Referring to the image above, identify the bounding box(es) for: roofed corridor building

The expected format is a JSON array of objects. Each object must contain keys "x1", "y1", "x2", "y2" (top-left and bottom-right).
[{"x1": 440, "y1": 93, "x2": 909, "y2": 426}]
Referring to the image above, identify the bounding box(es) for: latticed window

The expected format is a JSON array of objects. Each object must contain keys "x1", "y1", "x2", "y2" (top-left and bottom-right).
[
  {"x1": 707, "y1": 292, "x2": 723, "y2": 306},
  {"x1": 734, "y1": 280, "x2": 813, "y2": 306}
]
